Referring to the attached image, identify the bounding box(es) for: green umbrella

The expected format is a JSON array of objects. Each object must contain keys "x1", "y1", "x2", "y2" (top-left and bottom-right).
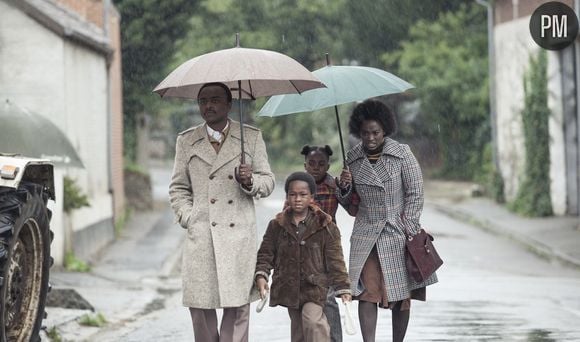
[
  {"x1": 258, "y1": 55, "x2": 414, "y2": 165},
  {"x1": 0, "y1": 100, "x2": 84, "y2": 168}
]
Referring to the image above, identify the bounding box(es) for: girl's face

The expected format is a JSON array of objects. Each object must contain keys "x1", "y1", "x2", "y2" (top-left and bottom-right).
[
  {"x1": 304, "y1": 150, "x2": 330, "y2": 183},
  {"x1": 287, "y1": 180, "x2": 313, "y2": 215},
  {"x1": 360, "y1": 120, "x2": 385, "y2": 150}
]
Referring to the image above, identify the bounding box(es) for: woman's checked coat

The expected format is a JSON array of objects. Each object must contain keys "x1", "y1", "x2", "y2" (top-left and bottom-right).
[{"x1": 338, "y1": 138, "x2": 437, "y2": 302}]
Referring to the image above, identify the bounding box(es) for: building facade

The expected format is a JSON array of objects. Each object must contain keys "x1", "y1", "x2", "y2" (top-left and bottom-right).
[
  {"x1": 0, "y1": 0, "x2": 125, "y2": 264},
  {"x1": 493, "y1": 0, "x2": 579, "y2": 215}
]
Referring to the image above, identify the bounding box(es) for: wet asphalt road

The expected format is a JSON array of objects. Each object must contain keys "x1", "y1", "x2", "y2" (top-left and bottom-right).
[{"x1": 93, "y1": 168, "x2": 580, "y2": 341}]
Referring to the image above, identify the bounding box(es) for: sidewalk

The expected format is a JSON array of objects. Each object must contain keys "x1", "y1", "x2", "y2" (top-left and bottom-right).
[
  {"x1": 42, "y1": 206, "x2": 182, "y2": 341},
  {"x1": 425, "y1": 180, "x2": 580, "y2": 270}
]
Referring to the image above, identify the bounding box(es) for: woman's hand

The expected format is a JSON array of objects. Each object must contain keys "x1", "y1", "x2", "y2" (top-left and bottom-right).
[
  {"x1": 341, "y1": 293, "x2": 352, "y2": 303},
  {"x1": 338, "y1": 168, "x2": 352, "y2": 189},
  {"x1": 256, "y1": 277, "x2": 269, "y2": 299}
]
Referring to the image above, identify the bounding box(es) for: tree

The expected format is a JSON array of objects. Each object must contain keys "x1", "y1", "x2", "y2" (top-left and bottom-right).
[
  {"x1": 114, "y1": 0, "x2": 199, "y2": 162},
  {"x1": 344, "y1": 0, "x2": 464, "y2": 66},
  {"x1": 169, "y1": 0, "x2": 350, "y2": 169},
  {"x1": 383, "y1": 4, "x2": 489, "y2": 180}
]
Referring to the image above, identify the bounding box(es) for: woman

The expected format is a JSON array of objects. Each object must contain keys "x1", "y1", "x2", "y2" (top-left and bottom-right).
[{"x1": 338, "y1": 99, "x2": 437, "y2": 342}]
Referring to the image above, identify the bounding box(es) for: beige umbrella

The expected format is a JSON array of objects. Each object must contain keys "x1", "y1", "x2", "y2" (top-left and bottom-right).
[{"x1": 153, "y1": 34, "x2": 325, "y2": 162}]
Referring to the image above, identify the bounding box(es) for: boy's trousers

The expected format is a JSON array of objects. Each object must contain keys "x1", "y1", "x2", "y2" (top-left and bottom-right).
[{"x1": 287, "y1": 302, "x2": 330, "y2": 342}]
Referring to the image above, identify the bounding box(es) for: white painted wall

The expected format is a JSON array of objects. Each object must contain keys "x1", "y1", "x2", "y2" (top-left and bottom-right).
[
  {"x1": 0, "y1": 1, "x2": 113, "y2": 264},
  {"x1": 494, "y1": 17, "x2": 537, "y2": 201},
  {"x1": 547, "y1": 53, "x2": 567, "y2": 215},
  {"x1": 494, "y1": 16, "x2": 567, "y2": 215}
]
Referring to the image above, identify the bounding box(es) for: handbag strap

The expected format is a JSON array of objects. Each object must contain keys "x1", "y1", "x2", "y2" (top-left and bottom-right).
[{"x1": 400, "y1": 214, "x2": 414, "y2": 240}]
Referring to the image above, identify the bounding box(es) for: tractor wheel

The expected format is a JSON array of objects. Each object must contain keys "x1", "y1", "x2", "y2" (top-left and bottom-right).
[{"x1": 0, "y1": 183, "x2": 51, "y2": 342}]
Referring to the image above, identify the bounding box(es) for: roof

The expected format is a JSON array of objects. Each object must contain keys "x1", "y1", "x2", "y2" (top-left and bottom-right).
[{"x1": 3, "y1": 0, "x2": 113, "y2": 57}]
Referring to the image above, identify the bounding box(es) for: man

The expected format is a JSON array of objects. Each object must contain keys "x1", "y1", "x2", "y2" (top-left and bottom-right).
[{"x1": 169, "y1": 82, "x2": 275, "y2": 342}]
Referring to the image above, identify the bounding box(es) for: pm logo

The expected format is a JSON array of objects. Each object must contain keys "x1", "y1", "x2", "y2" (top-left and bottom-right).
[{"x1": 530, "y1": 1, "x2": 579, "y2": 50}]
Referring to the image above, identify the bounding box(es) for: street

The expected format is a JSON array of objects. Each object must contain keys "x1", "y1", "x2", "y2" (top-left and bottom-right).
[{"x1": 48, "y1": 167, "x2": 580, "y2": 341}]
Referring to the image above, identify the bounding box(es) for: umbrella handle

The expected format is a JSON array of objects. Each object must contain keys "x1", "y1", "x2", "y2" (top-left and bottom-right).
[{"x1": 238, "y1": 80, "x2": 246, "y2": 164}]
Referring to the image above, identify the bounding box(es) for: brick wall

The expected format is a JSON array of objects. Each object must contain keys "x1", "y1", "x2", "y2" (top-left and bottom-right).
[
  {"x1": 108, "y1": 6, "x2": 126, "y2": 222},
  {"x1": 56, "y1": 0, "x2": 104, "y2": 28}
]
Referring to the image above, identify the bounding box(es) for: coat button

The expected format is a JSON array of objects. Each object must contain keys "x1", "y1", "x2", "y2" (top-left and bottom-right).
[
  {"x1": 228, "y1": 175, "x2": 234, "y2": 179},
  {"x1": 211, "y1": 222, "x2": 217, "y2": 226},
  {"x1": 210, "y1": 199, "x2": 216, "y2": 204},
  {"x1": 228, "y1": 200, "x2": 233, "y2": 204},
  {"x1": 229, "y1": 223, "x2": 235, "y2": 227},
  {"x1": 300, "y1": 241, "x2": 306, "y2": 246}
]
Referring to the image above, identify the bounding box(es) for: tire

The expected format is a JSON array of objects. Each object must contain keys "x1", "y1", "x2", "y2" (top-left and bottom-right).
[{"x1": 0, "y1": 183, "x2": 51, "y2": 342}]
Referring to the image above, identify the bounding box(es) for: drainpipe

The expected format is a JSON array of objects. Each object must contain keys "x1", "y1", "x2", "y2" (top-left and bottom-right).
[
  {"x1": 575, "y1": 0, "x2": 580, "y2": 215},
  {"x1": 476, "y1": 0, "x2": 500, "y2": 173},
  {"x1": 103, "y1": 0, "x2": 115, "y2": 224}
]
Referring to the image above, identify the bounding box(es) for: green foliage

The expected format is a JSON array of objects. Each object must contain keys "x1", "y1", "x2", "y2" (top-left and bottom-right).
[
  {"x1": 46, "y1": 326, "x2": 62, "y2": 342},
  {"x1": 510, "y1": 51, "x2": 553, "y2": 217},
  {"x1": 475, "y1": 143, "x2": 505, "y2": 203},
  {"x1": 344, "y1": 0, "x2": 465, "y2": 66},
  {"x1": 114, "y1": 0, "x2": 199, "y2": 161},
  {"x1": 167, "y1": 0, "x2": 353, "y2": 171},
  {"x1": 63, "y1": 176, "x2": 90, "y2": 213},
  {"x1": 114, "y1": 207, "x2": 132, "y2": 237},
  {"x1": 64, "y1": 252, "x2": 91, "y2": 273},
  {"x1": 382, "y1": 4, "x2": 489, "y2": 180},
  {"x1": 124, "y1": 161, "x2": 148, "y2": 176},
  {"x1": 78, "y1": 313, "x2": 107, "y2": 327}
]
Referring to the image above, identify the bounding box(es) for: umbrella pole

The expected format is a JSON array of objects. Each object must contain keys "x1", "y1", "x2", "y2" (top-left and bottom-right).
[
  {"x1": 326, "y1": 53, "x2": 347, "y2": 168},
  {"x1": 238, "y1": 80, "x2": 246, "y2": 164},
  {"x1": 334, "y1": 105, "x2": 347, "y2": 167}
]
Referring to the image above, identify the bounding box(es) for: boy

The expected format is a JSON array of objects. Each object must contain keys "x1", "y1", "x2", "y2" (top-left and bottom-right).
[{"x1": 255, "y1": 172, "x2": 351, "y2": 342}]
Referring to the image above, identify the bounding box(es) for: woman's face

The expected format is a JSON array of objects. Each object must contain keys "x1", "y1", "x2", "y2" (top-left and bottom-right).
[
  {"x1": 304, "y1": 150, "x2": 330, "y2": 183},
  {"x1": 360, "y1": 120, "x2": 385, "y2": 150}
]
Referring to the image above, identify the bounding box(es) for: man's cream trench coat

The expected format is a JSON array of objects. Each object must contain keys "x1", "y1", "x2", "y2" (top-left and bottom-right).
[{"x1": 169, "y1": 120, "x2": 274, "y2": 309}]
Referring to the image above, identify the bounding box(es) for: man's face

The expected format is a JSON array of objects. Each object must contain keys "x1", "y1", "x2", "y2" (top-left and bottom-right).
[{"x1": 198, "y1": 85, "x2": 232, "y2": 128}]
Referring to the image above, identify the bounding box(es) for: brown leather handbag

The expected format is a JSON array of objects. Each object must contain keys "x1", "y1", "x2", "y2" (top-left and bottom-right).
[{"x1": 404, "y1": 228, "x2": 443, "y2": 282}]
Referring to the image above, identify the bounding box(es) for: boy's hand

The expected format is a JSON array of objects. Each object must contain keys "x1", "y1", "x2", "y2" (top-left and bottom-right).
[
  {"x1": 341, "y1": 293, "x2": 352, "y2": 303},
  {"x1": 256, "y1": 277, "x2": 269, "y2": 299}
]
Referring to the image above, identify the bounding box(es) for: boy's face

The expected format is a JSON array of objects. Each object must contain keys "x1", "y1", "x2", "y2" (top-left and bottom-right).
[
  {"x1": 304, "y1": 150, "x2": 330, "y2": 183},
  {"x1": 287, "y1": 180, "x2": 313, "y2": 215}
]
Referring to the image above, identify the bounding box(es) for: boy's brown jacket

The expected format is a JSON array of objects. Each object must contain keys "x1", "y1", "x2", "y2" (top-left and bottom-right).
[{"x1": 255, "y1": 205, "x2": 351, "y2": 309}]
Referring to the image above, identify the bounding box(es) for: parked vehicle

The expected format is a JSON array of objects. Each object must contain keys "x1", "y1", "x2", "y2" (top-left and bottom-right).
[{"x1": 0, "y1": 154, "x2": 53, "y2": 342}]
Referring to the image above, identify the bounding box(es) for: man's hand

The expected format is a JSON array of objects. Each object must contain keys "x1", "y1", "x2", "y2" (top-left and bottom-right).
[
  {"x1": 237, "y1": 163, "x2": 253, "y2": 188},
  {"x1": 256, "y1": 277, "x2": 269, "y2": 299}
]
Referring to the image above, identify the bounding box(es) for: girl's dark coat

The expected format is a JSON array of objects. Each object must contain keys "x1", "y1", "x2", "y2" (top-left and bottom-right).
[{"x1": 255, "y1": 205, "x2": 351, "y2": 309}]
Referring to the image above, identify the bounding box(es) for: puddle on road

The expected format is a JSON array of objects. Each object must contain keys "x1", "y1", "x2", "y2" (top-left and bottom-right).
[
  {"x1": 527, "y1": 329, "x2": 557, "y2": 341},
  {"x1": 413, "y1": 300, "x2": 580, "y2": 341}
]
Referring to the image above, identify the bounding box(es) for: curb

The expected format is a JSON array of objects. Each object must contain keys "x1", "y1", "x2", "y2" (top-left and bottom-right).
[
  {"x1": 160, "y1": 238, "x2": 183, "y2": 278},
  {"x1": 430, "y1": 201, "x2": 580, "y2": 270}
]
